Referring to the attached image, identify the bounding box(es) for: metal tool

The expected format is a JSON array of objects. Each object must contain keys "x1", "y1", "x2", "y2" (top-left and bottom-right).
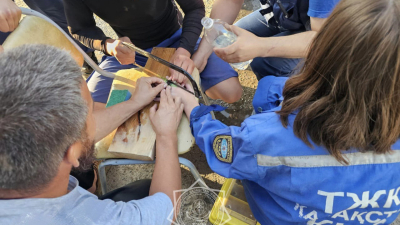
[
  {"x1": 133, "y1": 63, "x2": 160, "y2": 77},
  {"x1": 122, "y1": 42, "x2": 201, "y2": 98},
  {"x1": 134, "y1": 63, "x2": 195, "y2": 96},
  {"x1": 167, "y1": 80, "x2": 195, "y2": 96}
]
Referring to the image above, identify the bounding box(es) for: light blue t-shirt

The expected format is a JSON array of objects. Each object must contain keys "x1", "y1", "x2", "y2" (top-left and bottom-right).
[
  {"x1": 308, "y1": 0, "x2": 341, "y2": 18},
  {"x1": 0, "y1": 176, "x2": 173, "y2": 225}
]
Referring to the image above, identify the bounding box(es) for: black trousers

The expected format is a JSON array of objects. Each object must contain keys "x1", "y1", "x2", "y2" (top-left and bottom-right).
[
  {"x1": 71, "y1": 167, "x2": 151, "y2": 202},
  {"x1": 70, "y1": 168, "x2": 96, "y2": 190},
  {"x1": 99, "y1": 179, "x2": 152, "y2": 202}
]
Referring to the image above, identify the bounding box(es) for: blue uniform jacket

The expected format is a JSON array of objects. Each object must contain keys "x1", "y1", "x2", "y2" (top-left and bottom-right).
[{"x1": 190, "y1": 76, "x2": 400, "y2": 224}]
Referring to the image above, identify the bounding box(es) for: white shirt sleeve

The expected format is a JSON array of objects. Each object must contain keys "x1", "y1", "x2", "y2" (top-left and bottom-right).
[{"x1": 121, "y1": 192, "x2": 174, "y2": 225}]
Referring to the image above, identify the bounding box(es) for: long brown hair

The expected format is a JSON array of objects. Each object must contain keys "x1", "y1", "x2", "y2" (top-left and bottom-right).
[{"x1": 278, "y1": 0, "x2": 400, "y2": 164}]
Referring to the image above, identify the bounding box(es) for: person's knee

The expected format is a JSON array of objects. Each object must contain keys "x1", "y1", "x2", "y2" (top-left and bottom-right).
[
  {"x1": 224, "y1": 87, "x2": 243, "y2": 103},
  {"x1": 205, "y1": 78, "x2": 242, "y2": 103}
]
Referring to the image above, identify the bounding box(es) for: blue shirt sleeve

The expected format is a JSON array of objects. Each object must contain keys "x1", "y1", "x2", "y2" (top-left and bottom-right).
[
  {"x1": 190, "y1": 105, "x2": 260, "y2": 181},
  {"x1": 252, "y1": 76, "x2": 288, "y2": 113},
  {"x1": 307, "y1": 0, "x2": 341, "y2": 18}
]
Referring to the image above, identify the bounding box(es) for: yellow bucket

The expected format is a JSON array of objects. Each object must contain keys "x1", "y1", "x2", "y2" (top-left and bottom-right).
[{"x1": 209, "y1": 179, "x2": 260, "y2": 225}]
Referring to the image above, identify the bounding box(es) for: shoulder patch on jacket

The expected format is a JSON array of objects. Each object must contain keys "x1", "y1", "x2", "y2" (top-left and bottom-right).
[{"x1": 213, "y1": 135, "x2": 233, "y2": 163}]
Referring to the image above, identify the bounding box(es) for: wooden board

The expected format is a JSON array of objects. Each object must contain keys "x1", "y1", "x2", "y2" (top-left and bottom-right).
[{"x1": 96, "y1": 47, "x2": 199, "y2": 160}]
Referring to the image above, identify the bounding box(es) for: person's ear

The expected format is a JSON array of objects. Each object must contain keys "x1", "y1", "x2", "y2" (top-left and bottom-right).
[{"x1": 64, "y1": 142, "x2": 82, "y2": 168}]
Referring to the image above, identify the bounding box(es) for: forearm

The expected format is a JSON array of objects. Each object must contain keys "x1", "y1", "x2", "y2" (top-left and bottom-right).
[
  {"x1": 260, "y1": 31, "x2": 317, "y2": 58},
  {"x1": 70, "y1": 29, "x2": 108, "y2": 52},
  {"x1": 184, "y1": 100, "x2": 199, "y2": 121},
  {"x1": 93, "y1": 100, "x2": 142, "y2": 142},
  {"x1": 150, "y1": 135, "x2": 181, "y2": 203},
  {"x1": 177, "y1": 0, "x2": 205, "y2": 54}
]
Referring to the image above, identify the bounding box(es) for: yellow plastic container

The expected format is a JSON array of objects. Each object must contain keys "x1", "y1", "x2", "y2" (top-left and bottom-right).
[{"x1": 209, "y1": 179, "x2": 260, "y2": 225}]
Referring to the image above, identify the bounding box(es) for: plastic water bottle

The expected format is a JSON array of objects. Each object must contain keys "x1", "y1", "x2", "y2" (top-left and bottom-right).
[{"x1": 201, "y1": 17, "x2": 252, "y2": 70}]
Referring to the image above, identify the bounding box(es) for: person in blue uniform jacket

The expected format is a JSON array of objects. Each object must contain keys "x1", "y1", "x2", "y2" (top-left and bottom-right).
[{"x1": 172, "y1": 0, "x2": 400, "y2": 224}]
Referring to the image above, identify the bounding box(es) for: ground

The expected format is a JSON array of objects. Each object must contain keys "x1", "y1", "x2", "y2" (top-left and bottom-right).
[{"x1": 14, "y1": 0, "x2": 400, "y2": 224}]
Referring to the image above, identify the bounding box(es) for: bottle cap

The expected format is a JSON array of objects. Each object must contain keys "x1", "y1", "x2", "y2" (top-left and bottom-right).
[{"x1": 201, "y1": 17, "x2": 214, "y2": 29}]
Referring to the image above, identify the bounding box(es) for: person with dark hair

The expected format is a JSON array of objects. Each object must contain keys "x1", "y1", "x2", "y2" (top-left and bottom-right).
[
  {"x1": 0, "y1": 44, "x2": 183, "y2": 224},
  {"x1": 173, "y1": 0, "x2": 400, "y2": 224},
  {"x1": 63, "y1": 0, "x2": 243, "y2": 105}
]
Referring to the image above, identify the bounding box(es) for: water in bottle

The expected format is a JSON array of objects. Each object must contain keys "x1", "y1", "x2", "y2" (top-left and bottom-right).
[{"x1": 201, "y1": 17, "x2": 252, "y2": 70}]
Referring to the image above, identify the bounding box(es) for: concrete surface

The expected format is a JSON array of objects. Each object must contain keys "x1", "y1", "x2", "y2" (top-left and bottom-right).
[{"x1": 14, "y1": 0, "x2": 400, "y2": 223}]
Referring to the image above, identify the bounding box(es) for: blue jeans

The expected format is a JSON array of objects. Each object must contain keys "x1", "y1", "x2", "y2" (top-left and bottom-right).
[
  {"x1": 1, "y1": 0, "x2": 90, "y2": 53},
  {"x1": 87, "y1": 29, "x2": 238, "y2": 104},
  {"x1": 235, "y1": 11, "x2": 303, "y2": 80}
]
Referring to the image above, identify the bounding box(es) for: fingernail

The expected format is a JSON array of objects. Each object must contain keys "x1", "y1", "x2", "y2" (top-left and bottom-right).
[
  {"x1": 166, "y1": 76, "x2": 170, "y2": 79},
  {"x1": 164, "y1": 83, "x2": 167, "y2": 88}
]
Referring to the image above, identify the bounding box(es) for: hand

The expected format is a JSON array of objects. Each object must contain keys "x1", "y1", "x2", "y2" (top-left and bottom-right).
[
  {"x1": 169, "y1": 47, "x2": 194, "y2": 85},
  {"x1": 0, "y1": 0, "x2": 21, "y2": 32},
  {"x1": 171, "y1": 85, "x2": 199, "y2": 119},
  {"x1": 131, "y1": 77, "x2": 166, "y2": 108},
  {"x1": 214, "y1": 25, "x2": 262, "y2": 63},
  {"x1": 105, "y1": 37, "x2": 135, "y2": 65},
  {"x1": 150, "y1": 86, "x2": 184, "y2": 137}
]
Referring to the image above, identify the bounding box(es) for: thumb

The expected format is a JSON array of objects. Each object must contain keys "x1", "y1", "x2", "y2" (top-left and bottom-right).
[
  {"x1": 149, "y1": 103, "x2": 158, "y2": 120},
  {"x1": 227, "y1": 24, "x2": 242, "y2": 36},
  {"x1": 152, "y1": 83, "x2": 166, "y2": 95},
  {"x1": 119, "y1": 36, "x2": 132, "y2": 43}
]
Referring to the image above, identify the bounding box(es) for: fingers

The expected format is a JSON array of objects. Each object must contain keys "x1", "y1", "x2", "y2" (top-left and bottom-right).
[
  {"x1": 187, "y1": 63, "x2": 195, "y2": 75},
  {"x1": 119, "y1": 36, "x2": 132, "y2": 43},
  {"x1": 142, "y1": 77, "x2": 166, "y2": 98},
  {"x1": 159, "y1": 89, "x2": 167, "y2": 107},
  {"x1": 144, "y1": 76, "x2": 165, "y2": 85},
  {"x1": 0, "y1": 1, "x2": 21, "y2": 32},
  {"x1": 149, "y1": 103, "x2": 158, "y2": 120},
  {"x1": 182, "y1": 83, "x2": 195, "y2": 92},
  {"x1": 227, "y1": 24, "x2": 242, "y2": 36},
  {"x1": 214, "y1": 44, "x2": 236, "y2": 58},
  {"x1": 178, "y1": 103, "x2": 184, "y2": 117},
  {"x1": 170, "y1": 54, "x2": 195, "y2": 84},
  {"x1": 175, "y1": 103, "x2": 184, "y2": 121},
  {"x1": 173, "y1": 73, "x2": 185, "y2": 84},
  {"x1": 181, "y1": 60, "x2": 193, "y2": 76},
  {"x1": 13, "y1": 8, "x2": 21, "y2": 30},
  {"x1": 169, "y1": 68, "x2": 179, "y2": 83},
  {"x1": 151, "y1": 83, "x2": 166, "y2": 98},
  {"x1": 8, "y1": 7, "x2": 20, "y2": 31},
  {"x1": 114, "y1": 37, "x2": 135, "y2": 64},
  {"x1": 116, "y1": 41, "x2": 134, "y2": 55},
  {"x1": 174, "y1": 96, "x2": 182, "y2": 108},
  {"x1": 0, "y1": 17, "x2": 10, "y2": 32},
  {"x1": 165, "y1": 86, "x2": 174, "y2": 105}
]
